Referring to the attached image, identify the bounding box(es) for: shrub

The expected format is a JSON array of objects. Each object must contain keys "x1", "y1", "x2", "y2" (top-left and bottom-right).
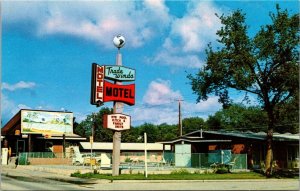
[
  {"x1": 193, "y1": 170, "x2": 201, "y2": 174},
  {"x1": 71, "y1": 170, "x2": 81, "y2": 177},
  {"x1": 211, "y1": 163, "x2": 230, "y2": 174},
  {"x1": 171, "y1": 168, "x2": 190, "y2": 175},
  {"x1": 125, "y1": 157, "x2": 132, "y2": 163},
  {"x1": 216, "y1": 167, "x2": 229, "y2": 174}
]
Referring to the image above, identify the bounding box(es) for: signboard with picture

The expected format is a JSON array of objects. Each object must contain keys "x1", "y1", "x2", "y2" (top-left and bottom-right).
[{"x1": 21, "y1": 110, "x2": 73, "y2": 135}]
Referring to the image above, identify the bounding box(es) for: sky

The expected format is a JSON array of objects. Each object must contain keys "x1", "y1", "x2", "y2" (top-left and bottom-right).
[{"x1": 1, "y1": 0, "x2": 299, "y2": 127}]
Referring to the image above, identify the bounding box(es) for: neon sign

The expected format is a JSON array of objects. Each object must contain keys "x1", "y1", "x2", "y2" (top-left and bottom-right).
[{"x1": 91, "y1": 63, "x2": 135, "y2": 106}]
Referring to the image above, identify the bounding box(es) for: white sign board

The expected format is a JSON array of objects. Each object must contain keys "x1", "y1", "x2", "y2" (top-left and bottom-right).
[{"x1": 103, "y1": 114, "x2": 131, "y2": 131}]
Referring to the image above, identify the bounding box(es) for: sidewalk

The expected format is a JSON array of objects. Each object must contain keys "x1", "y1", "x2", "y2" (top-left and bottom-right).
[{"x1": 2, "y1": 164, "x2": 298, "y2": 190}]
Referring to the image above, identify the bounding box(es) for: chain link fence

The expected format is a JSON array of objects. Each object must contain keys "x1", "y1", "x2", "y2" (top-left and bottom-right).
[{"x1": 18, "y1": 151, "x2": 247, "y2": 170}]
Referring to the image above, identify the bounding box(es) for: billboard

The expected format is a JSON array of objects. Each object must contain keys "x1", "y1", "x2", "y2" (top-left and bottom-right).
[
  {"x1": 103, "y1": 114, "x2": 131, "y2": 131},
  {"x1": 21, "y1": 110, "x2": 73, "y2": 135}
]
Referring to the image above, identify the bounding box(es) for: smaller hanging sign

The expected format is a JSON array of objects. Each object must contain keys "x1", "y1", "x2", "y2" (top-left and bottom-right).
[{"x1": 103, "y1": 114, "x2": 131, "y2": 131}]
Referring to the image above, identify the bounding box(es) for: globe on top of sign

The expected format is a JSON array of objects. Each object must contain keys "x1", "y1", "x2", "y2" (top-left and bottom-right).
[{"x1": 104, "y1": 66, "x2": 135, "y2": 82}]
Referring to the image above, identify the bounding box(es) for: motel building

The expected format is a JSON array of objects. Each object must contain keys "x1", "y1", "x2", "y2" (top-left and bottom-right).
[
  {"x1": 1, "y1": 109, "x2": 87, "y2": 164},
  {"x1": 2, "y1": 109, "x2": 298, "y2": 172},
  {"x1": 1, "y1": 109, "x2": 169, "y2": 166}
]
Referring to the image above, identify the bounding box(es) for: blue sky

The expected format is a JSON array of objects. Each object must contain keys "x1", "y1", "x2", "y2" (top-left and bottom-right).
[{"x1": 1, "y1": 0, "x2": 298, "y2": 127}]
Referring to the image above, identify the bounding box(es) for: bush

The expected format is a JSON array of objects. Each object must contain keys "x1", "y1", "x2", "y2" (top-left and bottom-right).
[
  {"x1": 193, "y1": 170, "x2": 201, "y2": 174},
  {"x1": 216, "y1": 167, "x2": 229, "y2": 174},
  {"x1": 211, "y1": 163, "x2": 230, "y2": 174},
  {"x1": 71, "y1": 170, "x2": 81, "y2": 177},
  {"x1": 171, "y1": 168, "x2": 190, "y2": 175},
  {"x1": 125, "y1": 157, "x2": 132, "y2": 163}
]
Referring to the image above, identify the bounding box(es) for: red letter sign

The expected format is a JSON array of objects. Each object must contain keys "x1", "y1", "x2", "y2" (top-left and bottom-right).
[{"x1": 103, "y1": 81, "x2": 135, "y2": 106}]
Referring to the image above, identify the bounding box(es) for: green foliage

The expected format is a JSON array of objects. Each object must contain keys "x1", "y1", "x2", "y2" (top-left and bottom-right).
[
  {"x1": 124, "y1": 157, "x2": 132, "y2": 163},
  {"x1": 273, "y1": 95, "x2": 299, "y2": 133},
  {"x1": 156, "y1": 123, "x2": 178, "y2": 141},
  {"x1": 207, "y1": 104, "x2": 268, "y2": 131},
  {"x1": 188, "y1": 6, "x2": 299, "y2": 175},
  {"x1": 182, "y1": 117, "x2": 206, "y2": 134},
  {"x1": 170, "y1": 168, "x2": 191, "y2": 175},
  {"x1": 71, "y1": 172, "x2": 266, "y2": 180},
  {"x1": 188, "y1": 6, "x2": 299, "y2": 118},
  {"x1": 74, "y1": 107, "x2": 113, "y2": 141},
  {"x1": 122, "y1": 127, "x2": 141, "y2": 142},
  {"x1": 210, "y1": 163, "x2": 230, "y2": 174}
]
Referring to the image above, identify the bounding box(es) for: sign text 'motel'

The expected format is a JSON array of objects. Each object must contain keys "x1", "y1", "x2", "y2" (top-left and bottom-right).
[
  {"x1": 91, "y1": 63, "x2": 135, "y2": 106},
  {"x1": 104, "y1": 81, "x2": 135, "y2": 105}
]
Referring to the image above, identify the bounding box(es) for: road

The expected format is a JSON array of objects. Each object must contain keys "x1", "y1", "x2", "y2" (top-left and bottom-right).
[{"x1": 1, "y1": 166, "x2": 299, "y2": 190}]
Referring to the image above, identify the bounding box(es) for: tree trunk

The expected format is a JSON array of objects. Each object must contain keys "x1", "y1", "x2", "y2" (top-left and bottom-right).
[
  {"x1": 265, "y1": 109, "x2": 274, "y2": 177},
  {"x1": 265, "y1": 128, "x2": 273, "y2": 177}
]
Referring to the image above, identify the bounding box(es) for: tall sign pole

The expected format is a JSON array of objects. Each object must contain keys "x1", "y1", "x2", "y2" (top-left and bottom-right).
[
  {"x1": 90, "y1": 34, "x2": 134, "y2": 176},
  {"x1": 112, "y1": 49, "x2": 123, "y2": 176}
]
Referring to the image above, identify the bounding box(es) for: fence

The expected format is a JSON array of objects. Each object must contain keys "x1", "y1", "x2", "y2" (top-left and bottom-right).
[
  {"x1": 17, "y1": 151, "x2": 247, "y2": 170},
  {"x1": 18, "y1": 152, "x2": 74, "y2": 165},
  {"x1": 163, "y1": 152, "x2": 247, "y2": 170}
]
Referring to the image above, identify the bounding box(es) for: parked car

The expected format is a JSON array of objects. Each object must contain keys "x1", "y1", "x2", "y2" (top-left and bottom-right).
[{"x1": 72, "y1": 153, "x2": 101, "y2": 166}]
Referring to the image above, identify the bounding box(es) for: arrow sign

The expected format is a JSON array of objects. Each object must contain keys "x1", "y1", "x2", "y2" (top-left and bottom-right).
[{"x1": 105, "y1": 66, "x2": 135, "y2": 81}]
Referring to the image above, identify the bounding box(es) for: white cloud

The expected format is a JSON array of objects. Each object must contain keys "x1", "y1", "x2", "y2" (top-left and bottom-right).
[
  {"x1": 1, "y1": 93, "x2": 15, "y2": 120},
  {"x1": 151, "y1": 51, "x2": 204, "y2": 68},
  {"x1": 131, "y1": 106, "x2": 178, "y2": 125},
  {"x1": 149, "y1": 1, "x2": 222, "y2": 68},
  {"x1": 143, "y1": 79, "x2": 182, "y2": 105},
  {"x1": 130, "y1": 79, "x2": 221, "y2": 125},
  {"x1": 1, "y1": 93, "x2": 31, "y2": 125},
  {"x1": 3, "y1": 1, "x2": 171, "y2": 49},
  {"x1": 2, "y1": 81, "x2": 36, "y2": 91},
  {"x1": 170, "y1": 1, "x2": 222, "y2": 52},
  {"x1": 183, "y1": 96, "x2": 221, "y2": 114}
]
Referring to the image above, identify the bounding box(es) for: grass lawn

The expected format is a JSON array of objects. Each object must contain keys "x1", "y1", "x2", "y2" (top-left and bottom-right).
[{"x1": 71, "y1": 172, "x2": 268, "y2": 180}]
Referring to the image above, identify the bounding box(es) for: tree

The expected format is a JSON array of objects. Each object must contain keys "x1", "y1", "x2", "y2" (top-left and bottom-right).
[
  {"x1": 122, "y1": 127, "x2": 141, "y2": 143},
  {"x1": 188, "y1": 6, "x2": 299, "y2": 176},
  {"x1": 137, "y1": 123, "x2": 159, "y2": 143},
  {"x1": 74, "y1": 107, "x2": 113, "y2": 142},
  {"x1": 206, "y1": 115, "x2": 222, "y2": 130},
  {"x1": 206, "y1": 104, "x2": 268, "y2": 131},
  {"x1": 93, "y1": 107, "x2": 114, "y2": 142},
  {"x1": 157, "y1": 123, "x2": 178, "y2": 141},
  {"x1": 273, "y1": 94, "x2": 299, "y2": 133},
  {"x1": 182, "y1": 117, "x2": 206, "y2": 134}
]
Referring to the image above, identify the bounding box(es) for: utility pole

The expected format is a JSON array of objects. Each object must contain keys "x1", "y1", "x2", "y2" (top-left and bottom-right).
[{"x1": 177, "y1": 99, "x2": 184, "y2": 137}]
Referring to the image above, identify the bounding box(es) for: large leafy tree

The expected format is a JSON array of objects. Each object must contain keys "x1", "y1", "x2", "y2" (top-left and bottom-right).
[
  {"x1": 206, "y1": 104, "x2": 268, "y2": 131},
  {"x1": 137, "y1": 123, "x2": 159, "y2": 143},
  {"x1": 182, "y1": 117, "x2": 207, "y2": 134},
  {"x1": 188, "y1": 6, "x2": 299, "y2": 176},
  {"x1": 157, "y1": 123, "x2": 178, "y2": 141},
  {"x1": 74, "y1": 107, "x2": 113, "y2": 142}
]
